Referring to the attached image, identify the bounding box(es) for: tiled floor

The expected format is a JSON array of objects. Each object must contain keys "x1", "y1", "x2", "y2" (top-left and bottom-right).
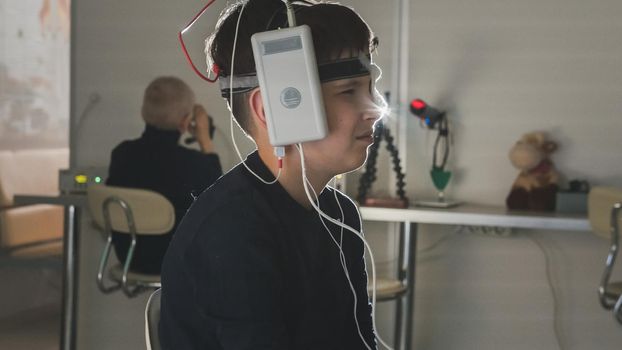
[{"x1": 0, "y1": 302, "x2": 61, "y2": 350}]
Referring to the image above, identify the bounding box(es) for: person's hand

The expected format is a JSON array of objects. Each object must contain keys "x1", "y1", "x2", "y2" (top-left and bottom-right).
[{"x1": 191, "y1": 104, "x2": 214, "y2": 153}]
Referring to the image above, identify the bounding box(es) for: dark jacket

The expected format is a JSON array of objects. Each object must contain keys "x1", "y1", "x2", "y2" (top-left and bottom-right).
[
  {"x1": 106, "y1": 125, "x2": 222, "y2": 274},
  {"x1": 159, "y1": 151, "x2": 376, "y2": 349}
]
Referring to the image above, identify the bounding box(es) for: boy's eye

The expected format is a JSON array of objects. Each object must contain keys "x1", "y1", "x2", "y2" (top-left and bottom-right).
[{"x1": 341, "y1": 89, "x2": 355, "y2": 95}]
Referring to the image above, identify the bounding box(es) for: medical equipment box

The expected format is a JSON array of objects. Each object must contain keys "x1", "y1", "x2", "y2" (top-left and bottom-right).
[{"x1": 251, "y1": 25, "x2": 327, "y2": 146}]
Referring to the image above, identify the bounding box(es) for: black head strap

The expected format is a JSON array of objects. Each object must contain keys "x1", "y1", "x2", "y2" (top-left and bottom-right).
[
  {"x1": 318, "y1": 56, "x2": 371, "y2": 83},
  {"x1": 220, "y1": 56, "x2": 372, "y2": 98}
]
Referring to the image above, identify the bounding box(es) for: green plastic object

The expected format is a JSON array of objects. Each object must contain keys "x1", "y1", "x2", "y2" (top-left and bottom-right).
[{"x1": 430, "y1": 167, "x2": 452, "y2": 191}]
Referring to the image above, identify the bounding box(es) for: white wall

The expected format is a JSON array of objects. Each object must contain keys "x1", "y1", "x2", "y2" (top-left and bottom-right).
[
  {"x1": 72, "y1": 0, "x2": 240, "y2": 170},
  {"x1": 406, "y1": 0, "x2": 622, "y2": 202},
  {"x1": 71, "y1": 0, "x2": 622, "y2": 349},
  {"x1": 367, "y1": 0, "x2": 622, "y2": 349}
]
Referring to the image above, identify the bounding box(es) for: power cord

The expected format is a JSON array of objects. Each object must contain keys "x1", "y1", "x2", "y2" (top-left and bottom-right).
[{"x1": 528, "y1": 233, "x2": 565, "y2": 350}]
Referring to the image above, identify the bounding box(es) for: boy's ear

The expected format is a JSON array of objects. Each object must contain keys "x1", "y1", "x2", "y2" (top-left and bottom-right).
[{"x1": 249, "y1": 88, "x2": 267, "y2": 130}]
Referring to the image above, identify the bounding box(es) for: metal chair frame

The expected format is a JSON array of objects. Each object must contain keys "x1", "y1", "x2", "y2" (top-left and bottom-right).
[
  {"x1": 597, "y1": 201, "x2": 622, "y2": 323},
  {"x1": 145, "y1": 288, "x2": 162, "y2": 350},
  {"x1": 374, "y1": 222, "x2": 416, "y2": 350},
  {"x1": 97, "y1": 196, "x2": 161, "y2": 297}
]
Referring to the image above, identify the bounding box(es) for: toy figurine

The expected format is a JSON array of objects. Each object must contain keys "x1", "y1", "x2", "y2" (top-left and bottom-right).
[{"x1": 506, "y1": 131, "x2": 560, "y2": 211}]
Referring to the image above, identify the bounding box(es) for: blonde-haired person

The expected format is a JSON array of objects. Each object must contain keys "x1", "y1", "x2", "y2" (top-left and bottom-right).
[
  {"x1": 106, "y1": 76, "x2": 222, "y2": 275},
  {"x1": 141, "y1": 76, "x2": 215, "y2": 153}
]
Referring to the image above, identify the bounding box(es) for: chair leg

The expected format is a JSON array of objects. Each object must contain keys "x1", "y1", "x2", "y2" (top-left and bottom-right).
[
  {"x1": 393, "y1": 297, "x2": 403, "y2": 350},
  {"x1": 614, "y1": 294, "x2": 622, "y2": 324},
  {"x1": 96, "y1": 235, "x2": 121, "y2": 294},
  {"x1": 403, "y1": 223, "x2": 418, "y2": 350}
]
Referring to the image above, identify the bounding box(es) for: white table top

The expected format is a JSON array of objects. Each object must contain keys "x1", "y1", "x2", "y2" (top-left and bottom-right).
[{"x1": 359, "y1": 203, "x2": 590, "y2": 231}]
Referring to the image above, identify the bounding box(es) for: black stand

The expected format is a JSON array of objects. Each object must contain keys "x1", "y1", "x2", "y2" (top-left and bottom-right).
[{"x1": 357, "y1": 122, "x2": 408, "y2": 208}]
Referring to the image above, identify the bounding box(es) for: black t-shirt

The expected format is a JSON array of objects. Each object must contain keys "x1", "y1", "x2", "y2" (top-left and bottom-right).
[
  {"x1": 106, "y1": 125, "x2": 222, "y2": 274},
  {"x1": 160, "y1": 151, "x2": 376, "y2": 349}
]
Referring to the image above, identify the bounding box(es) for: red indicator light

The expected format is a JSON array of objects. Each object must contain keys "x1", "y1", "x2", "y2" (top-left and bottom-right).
[{"x1": 411, "y1": 99, "x2": 426, "y2": 110}]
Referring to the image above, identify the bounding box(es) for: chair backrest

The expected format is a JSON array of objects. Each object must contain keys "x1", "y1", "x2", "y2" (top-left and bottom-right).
[
  {"x1": 87, "y1": 185, "x2": 175, "y2": 235},
  {"x1": 145, "y1": 288, "x2": 162, "y2": 350},
  {"x1": 588, "y1": 186, "x2": 622, "y2": 239}
]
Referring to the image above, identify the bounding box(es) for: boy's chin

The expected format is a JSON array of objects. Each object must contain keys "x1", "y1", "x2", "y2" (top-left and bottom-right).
[{"x1": 341, "y1": 153, "x2": 369, "y2": 174}]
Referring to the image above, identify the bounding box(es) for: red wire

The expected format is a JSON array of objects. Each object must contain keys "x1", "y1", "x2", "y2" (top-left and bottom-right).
[{"x1": 178, "y1": 0, "x2": 219, "y2": 82}]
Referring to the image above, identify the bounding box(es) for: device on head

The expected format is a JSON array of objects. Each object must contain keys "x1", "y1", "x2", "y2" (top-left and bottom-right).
[
  {"x1": 251, "y1": 25, "x2": 327, "y2": 146},
  {"x1": 180, "y1": 0, "x2": 376, "y2": 147}
]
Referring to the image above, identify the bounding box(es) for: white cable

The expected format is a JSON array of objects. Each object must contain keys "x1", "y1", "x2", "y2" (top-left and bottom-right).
[
  {"x1": 229, "y1": 0, "x2": 282, "y2": 185},
  {"x1": 227, "y1": 2, "x2": 388, "y2": 347},
  {"x1": 529, "y1": 234, "x2": 564, "y2": 350},
  {"x1": 304, "y1": 175, "x2": 371, "y2": 349},
  {"x1": 282, "y1": 0, "x2": 297, "y2": 27},
  {"x1": 297, "y1": 144, "x2": 394, "y2": 350},
  {"x1": 330, "y1": 180, "x2": 369, "y2": 347}
]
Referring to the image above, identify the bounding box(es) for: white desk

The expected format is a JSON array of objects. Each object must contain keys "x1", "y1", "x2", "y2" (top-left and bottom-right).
[
  {"x1": 360, "y1": 204, "x2": 590, "y2": 231},
  {"x1": 359, "y1": 204, "x2": 589, "y2": 350}
]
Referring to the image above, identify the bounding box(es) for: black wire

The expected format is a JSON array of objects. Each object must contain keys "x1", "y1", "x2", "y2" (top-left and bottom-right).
[
  {"x1": 383, "y1": 127, "x2": 407, "y2": 200},
  {"x1": 357, "y1": 122, "x2": 407, "y2": 203},
  {"x1": 356, "y1": 123, "x2": 382, "y2": 203},
  {"x1": 432, "y1": 115, "x2": 450, "y2": 170}
]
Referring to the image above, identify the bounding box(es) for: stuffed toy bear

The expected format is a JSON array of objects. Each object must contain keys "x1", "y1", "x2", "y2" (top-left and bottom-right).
[{"x1": 506, "y1": 131, "x2": 559, "y2": 211}]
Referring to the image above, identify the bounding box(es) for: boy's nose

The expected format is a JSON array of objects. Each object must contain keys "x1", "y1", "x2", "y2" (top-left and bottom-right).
[{"x1": 361, "y1": 102, "x2": 384, "y2": 122}]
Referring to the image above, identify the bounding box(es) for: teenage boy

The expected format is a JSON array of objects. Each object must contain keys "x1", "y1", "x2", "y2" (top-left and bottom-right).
[{"x1": 160, "y1": 1, "x2": 383, "y2": 348}]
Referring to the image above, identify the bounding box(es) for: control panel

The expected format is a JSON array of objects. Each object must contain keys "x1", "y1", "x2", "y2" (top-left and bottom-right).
[{"x1": 59, "y1": 167, "x2": 108, "y2": 194}]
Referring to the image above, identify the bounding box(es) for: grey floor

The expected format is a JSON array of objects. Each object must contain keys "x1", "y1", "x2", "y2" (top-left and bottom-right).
[
  {"x1": 0, "y1": 253, "x2": 62, "y2": 350},
  {"x1": 0, "y1": 302, "x2": 60, "y2": 350}
]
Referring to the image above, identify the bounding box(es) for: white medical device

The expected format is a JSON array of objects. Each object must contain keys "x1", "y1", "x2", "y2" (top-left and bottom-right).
[{"x1": 251, "y1": 25, "x2": 327, "y2": 146}]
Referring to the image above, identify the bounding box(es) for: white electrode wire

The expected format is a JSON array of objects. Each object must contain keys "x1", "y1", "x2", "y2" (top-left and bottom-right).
[
  {"x1": 229, "y1": 1, "x2": 281, "y2": 185},
  {"x1": 304, "y1": 175, "x2": 370, "y2": 350},
  {"x1": 282, "y1": 0, "x2": 297, "y2": 27},
  {"x1": 296, "y1": 144, "x2": 393, "y2": 350}
]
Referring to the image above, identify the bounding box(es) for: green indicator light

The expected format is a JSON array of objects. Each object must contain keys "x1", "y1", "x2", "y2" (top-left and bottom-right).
[{"x1": 95, "y1": 176, "x2": 102, "y2": 183}]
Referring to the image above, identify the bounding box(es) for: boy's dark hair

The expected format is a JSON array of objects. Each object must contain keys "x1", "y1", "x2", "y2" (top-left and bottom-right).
[{"x1": 206, "y1": 0, "x2": 377, "y2": 134}]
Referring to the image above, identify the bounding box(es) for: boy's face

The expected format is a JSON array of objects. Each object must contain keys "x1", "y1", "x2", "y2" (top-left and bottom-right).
[{"x1": 304, "y1": 73, "x2": 381, "y2": 175}]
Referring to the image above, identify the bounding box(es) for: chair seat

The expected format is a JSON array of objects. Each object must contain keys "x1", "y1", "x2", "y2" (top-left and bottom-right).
[
  {"x1": 109, "y1": 264, "x2": 161, "y2": 288},
  {"x1": 368, "y1": 278, "x2": 407, "y2": 300}
]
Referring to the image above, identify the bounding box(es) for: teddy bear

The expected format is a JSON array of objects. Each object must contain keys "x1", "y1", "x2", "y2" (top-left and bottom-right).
[{"x1": 506, "y1": 131, "x2": 560, "y2": 211}]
